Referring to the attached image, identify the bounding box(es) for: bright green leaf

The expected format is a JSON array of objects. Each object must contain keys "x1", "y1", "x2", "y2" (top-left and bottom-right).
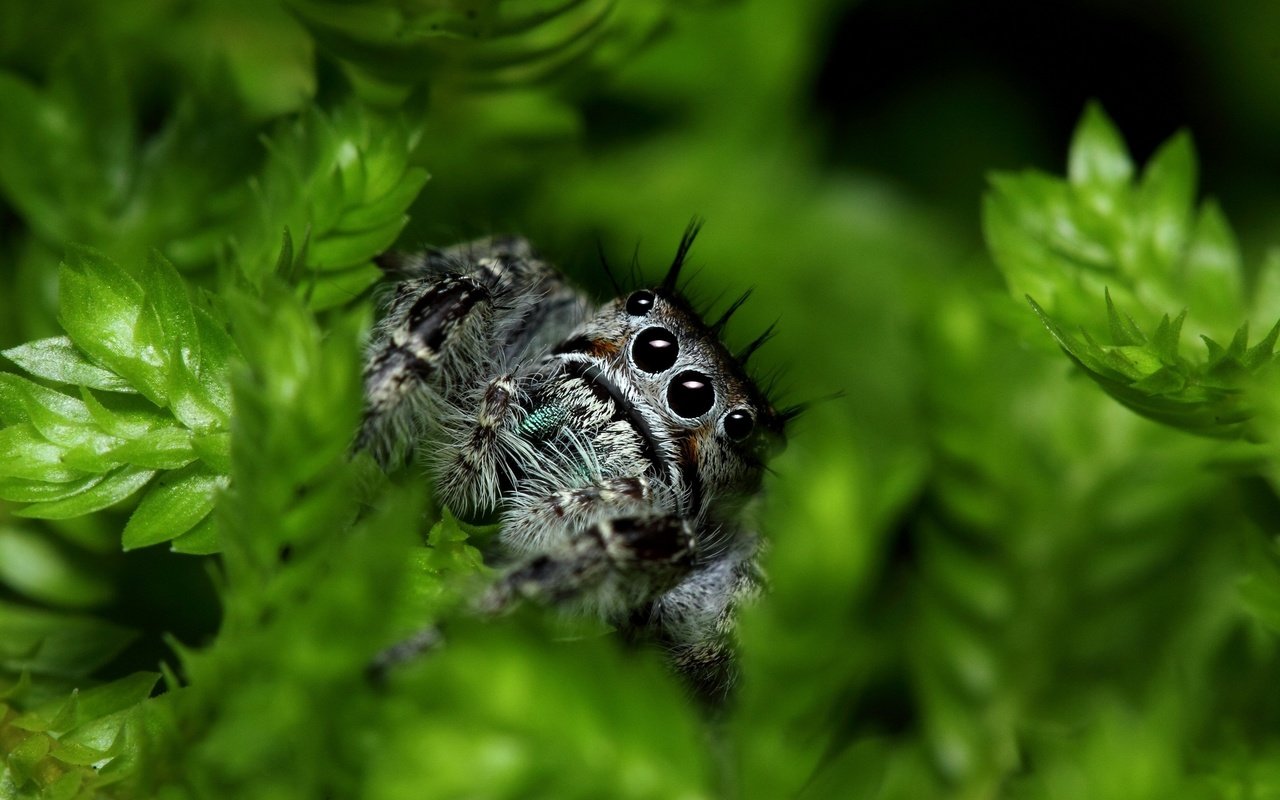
[
  {"x1": 1, "y1": 337, "x2": 135, "y2": 393},
  {"x1": 15, "y1": 465, "x2": 156, "y2": 520},
  {"x1": 122, "y1": 465, "x2": 226, "y2": 550},
  {"x1": 1068, "y1": 102, "x2": 1134, "y2": 190}
]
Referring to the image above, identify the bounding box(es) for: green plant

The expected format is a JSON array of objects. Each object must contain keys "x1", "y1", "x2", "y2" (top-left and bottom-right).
[{"x1": 4, "y1": 1, "x2": 1280, "y2": 798}]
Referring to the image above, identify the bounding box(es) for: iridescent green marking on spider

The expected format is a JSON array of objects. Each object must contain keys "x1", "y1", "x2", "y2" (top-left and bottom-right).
[{"x1": 520, "y1": 404, "x2": 569, "y2": 439}]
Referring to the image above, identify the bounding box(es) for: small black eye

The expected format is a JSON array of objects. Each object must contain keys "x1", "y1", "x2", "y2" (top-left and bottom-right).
[
  {"x1": 723, "y1": 409, "x2": 755, "y2": 441},
  {"x1": 667, "y1": 370, "x2": 715, "y2": 418},
  {"x1": 632, "y1": 327, "x2": 679, "y2": 373},
  {"x1": 626, "y1": 290, "x2": 655, "y2": 316}
]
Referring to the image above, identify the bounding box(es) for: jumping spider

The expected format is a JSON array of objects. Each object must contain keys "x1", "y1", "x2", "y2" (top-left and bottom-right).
[{"x1": 358, "y1": 223, "x2": 794, "y2": 700}]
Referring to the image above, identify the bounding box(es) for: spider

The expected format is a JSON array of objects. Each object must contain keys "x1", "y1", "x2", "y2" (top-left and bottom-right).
[{"x1": 357, "y1": 222, "x2": 795, "y2": 701}]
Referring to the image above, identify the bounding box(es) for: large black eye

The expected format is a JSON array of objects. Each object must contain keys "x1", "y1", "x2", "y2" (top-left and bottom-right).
[
  {"x1": 723, "y1": 409, "x2": 755, "y2": 441},
  {"x1": 626, "y1": 290, "x2": 655, "y2": 316},
  {"x1": 632, "y1": 327, "x2": 679, "y2": 373},
  {"x1": 667, "y1": 370, "x2": 715, "y2": 418}
]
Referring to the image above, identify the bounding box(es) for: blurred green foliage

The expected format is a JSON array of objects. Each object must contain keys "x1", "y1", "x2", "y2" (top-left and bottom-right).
[{"x1": 3, "y1": 0, "x2": 1280, "y2": 798}]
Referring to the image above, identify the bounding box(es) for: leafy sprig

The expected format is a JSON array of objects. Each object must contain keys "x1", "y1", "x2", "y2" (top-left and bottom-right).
[
  {"x1": 984, "y1": 103, "x2": 1280, "y2": 438},
  {"x1": 0, "y1": 671, "x2": 159, "y2": 798},
  {"x1": 286, "y1": 0, "x2": 671, "y2": 89},
  {"x1": 0, "y1": 249, "x2": 233, "y2": 552},
  {"x1": 233, "y1": 101, "x2": 429, "y2": 308}
]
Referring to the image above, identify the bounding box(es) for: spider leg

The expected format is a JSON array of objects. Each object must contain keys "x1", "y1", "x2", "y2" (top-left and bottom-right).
[
  {"x1": 435, "y1": 373, "x2": 526, "y2": 512},
  {"x1": 358, "y1": 236, "x2": 588, "y2": 466},
  {"x1": 499, "y1": 476, "x2": 656, "y2": 554},
  {"x1": 479, "y1": 514, "x2": 696, "y2": 618},
  {"x1": 644, "y1": 543, "x2": 764, "y2": 703}
]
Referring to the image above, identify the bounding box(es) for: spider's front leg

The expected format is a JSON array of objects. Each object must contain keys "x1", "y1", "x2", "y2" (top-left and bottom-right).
[
  {"x1": 357, "y1": 237, "x2": 588, "y2": 466},
  {"x1": 434, "y1": 372, "x2": 526, "y2": 512},
  {"x1": 482, "y1": 480, "x2": 759, "y2": 701},
  {"x1": 480, "y1": 512, "x2": 697, "y2": 617}
]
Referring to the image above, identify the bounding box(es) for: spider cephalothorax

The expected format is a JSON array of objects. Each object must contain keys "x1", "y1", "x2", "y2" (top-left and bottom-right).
[{"x1": 359, "y1": 223, "x2": 792, "y2": 700}]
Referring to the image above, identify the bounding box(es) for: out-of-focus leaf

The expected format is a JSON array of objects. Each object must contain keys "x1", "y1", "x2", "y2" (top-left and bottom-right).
[
  {"x1": 0, "y1": 527, "x2": 112, "y2": 609},
  {"x1": 232, "y1": 101, "x2": 427, "y2": 307},
  {"x1": 0, "y1": 600, "x2": 134, "y2": 678}
]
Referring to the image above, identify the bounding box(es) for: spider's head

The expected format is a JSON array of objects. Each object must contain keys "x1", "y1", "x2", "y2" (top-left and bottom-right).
[
  {"x1": 604, "y1": 282, "x2": 789, "y2": 493},
  {"x1": 560, "y1": 221, "x2": 792, "y2": 514}
]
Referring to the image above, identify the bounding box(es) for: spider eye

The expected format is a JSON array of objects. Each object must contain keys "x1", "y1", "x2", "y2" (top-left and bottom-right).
[
  {"x1": 626, "y1": 290, "x2": 655, "y2": 316},
  {"x1": 632, "y1": 327, "x2": 679, "y2": 373},
  {"x1": 723, "y1": 409, "x2": 755, "y2": 441},
  {"x1": 667, "y1": 370, "x2": 715, "y2": 418}
]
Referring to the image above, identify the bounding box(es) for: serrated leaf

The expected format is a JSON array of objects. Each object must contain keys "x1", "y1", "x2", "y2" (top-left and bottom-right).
[
  {"x1": 15, "y1": 465, "x2": 156, "y2": 520},
  {"x1": 1, "y1": 337, "x2": 135, "y2": 393},
  {"x1": 192, "y1": 307, "x2": 236, "y2": 416},
  {"x1": 1151, "y1": 310, "x2": 1187, "y2": 362},
  {"x1": 235, "y1": 99, "x2": 425, "y2": 296},
  {"x1": 1105, "y1": 288, "x2": 1145, "y2": 346},
  {"x1": 0, "y1": 373, "x2": 92, "y2": 426},
  {"x1": 122, "y1": 466, "x2": 225, "y2": 550},
  {"x1": 1245, "y1": 320, "x2": 1280, "y2": 370},
  {"x1": 77, "y1": 388, "x2": 168, "y2": 440},
  {"x1": 23, "y1": 393, "x2": 121, "y2": 453},
  {"x1": 7, "y1": 731, "x2": 51, "y2": 779}
]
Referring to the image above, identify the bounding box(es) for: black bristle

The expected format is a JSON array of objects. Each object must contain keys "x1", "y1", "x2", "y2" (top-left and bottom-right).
[
  {"x1": 711, "y1": 289, "x2": 754, "y2": 334},
  {"x1": 662, "y1": 217, "x2": 704, "y2": 292},
  {"x1": 737, "y1": 322, "x2": 777, "y2": 364},
  {"x1": 779, "y1": 404, "x2": 807, "y2": 424}
]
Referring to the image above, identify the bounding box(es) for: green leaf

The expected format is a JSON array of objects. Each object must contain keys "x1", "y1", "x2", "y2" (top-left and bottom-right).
[
  {"x1": 1183, "y1": 201, "x2": 1244, "y2": 330},
  {"x1": 169, "y1": 515, "x2": 220, "y2": 555},
  {"x1": 233, "y1": 100, "x2": 427, "y2": 303},
  {"x1": 1, "y1": 337, "x2": 135, "y2": 393},
  {"x1": 136, "y1": 251, "x2": 201, "y2": 372},
  {"x1": 122, "y1": 465, "x2": 226, "y2": 550},
  {"x1": 1068, "y1": 102, "x2": 1134, "y2": 190},
  {"x1": 14, "y1": 672, "x2": 158, "y2": 737},
  {"x1": 987, "y1": 103, "x2": 1277, "y2": 440},
  {"x1": 0, "y1": 600, "x2": 135, "y2": 678},
  {"x1": 0, "y1": 424, "x2": 90, "y2": 483},
  {"x1": 0, "y1": 527, "x2": 113, "y2": 609},
  {"x1": 58, "y1": 246, "x2": 168, "y2": 406},
  {"x1": 306, "y1": 218, "x2": 405, "y2": 270},
  {"x1": 1137, "y1": 130, "x2": 1197, "y2": 267},
  {"x1": 0, "y1": 474, "x2": 107, "y2": 504},
  {"x1": 101, "y1": 426, "x2": 196, "y2": 470},
  {"x1": 15, "y1": 465, "x2": 156, "y2": 520}
]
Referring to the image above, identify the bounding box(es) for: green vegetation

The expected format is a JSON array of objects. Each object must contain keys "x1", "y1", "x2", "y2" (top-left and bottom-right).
[{"x1": 3, "y1": 1, "x2": 1280, "y2": 797}]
